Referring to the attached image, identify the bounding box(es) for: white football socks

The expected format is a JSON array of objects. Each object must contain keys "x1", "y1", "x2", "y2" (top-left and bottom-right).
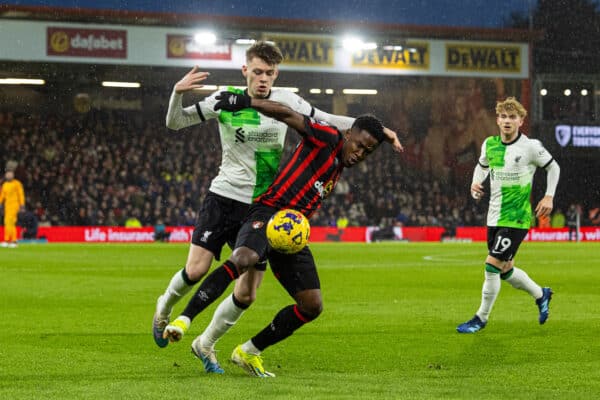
[
  {"x1": 476, "y1": 270, "x2": 501, "y2": 322},
  {"x1": 505, "y1": 267, "x2": 543, "y2": 299},
  {"x1": 241, "y1": 340, "x2": 261, "y2": 355},
  {"x1": 157, "y1": 269, "x2": 193, "y2": 316},
  {"x1": 200, "y1": 294, "x2": 245, "y2": 349}
]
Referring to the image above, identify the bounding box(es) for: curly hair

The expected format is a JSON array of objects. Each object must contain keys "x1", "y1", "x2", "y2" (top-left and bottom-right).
[
  {"x1": 352, "y1": 114, "x2": 386, "y2": 143},
  {"x1": 496, "y1": 97, "x2": 527, "y2": 118}
]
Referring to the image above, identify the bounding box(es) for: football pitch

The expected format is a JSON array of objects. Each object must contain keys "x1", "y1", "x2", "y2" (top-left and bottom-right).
[{"x1": 1, "y1": 242, "x2": 599, "y2": 399}]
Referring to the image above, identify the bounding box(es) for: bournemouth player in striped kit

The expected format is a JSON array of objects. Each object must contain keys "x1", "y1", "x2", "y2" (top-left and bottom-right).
[{"x1": 163, "y1": 90, "x2": 403, "y2": 377}]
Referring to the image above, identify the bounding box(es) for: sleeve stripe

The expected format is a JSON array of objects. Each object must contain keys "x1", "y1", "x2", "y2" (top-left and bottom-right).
[
  {"x1": 542, "y1": 157, "x2": 554, "y2": 169},
  {"x1": 195, "y1": 103, "x2": 206, "y2": 122},
  {"x1": 309, "y1": 107, "x2": 315, "y2": 118},
  {"x1": 478, "y1": 161, "x2": 489, "y2": 168}
]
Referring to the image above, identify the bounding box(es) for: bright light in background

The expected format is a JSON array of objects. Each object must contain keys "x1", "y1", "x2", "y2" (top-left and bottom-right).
[
  {"x1": 325, "y1": 89, "x2": 334, "y2": 94},
  {"x1": 342, "y1": 36, "x2": 377, "y2": 50},
  {"x1": 540, "y1": 88, "x2": 547, "y2": 96},
  {"x1": 102, "y1": 81, "x2": 141, "y2": 88},
  {"x1": 235, "y1": 39, "x2": 256, "y2": 45},
  {"x1": 343, "y1": 89, "x2": 378, "y2": 95},
  {"x1": 194, "y1": 31, "x2": 217, "y2": 45},
  {"x1": 581, "y1": 89, "x2": 588, "y2": 96},
  {"x1": 309, "y1": 88, "x2": 321, "y2": 94},
  {"x1": 383, "y1": 45, "x2": 403, "y2": 51},
  {"x1": 0, "y1": 78, "x2": 45, "y2": 85},
  {"x1": 563, "y1": 89, "x2": 571, "y2": 96}
]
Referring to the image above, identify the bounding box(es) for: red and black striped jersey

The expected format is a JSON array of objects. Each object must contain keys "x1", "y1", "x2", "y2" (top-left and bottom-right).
[{"x1": 256, "y1": 116, "x2": 344, "y2": 218}]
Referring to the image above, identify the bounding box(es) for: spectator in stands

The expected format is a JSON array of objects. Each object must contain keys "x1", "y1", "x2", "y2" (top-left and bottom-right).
[{"x1": 18, "y1": 207, "x2": 38, "y2": 239}]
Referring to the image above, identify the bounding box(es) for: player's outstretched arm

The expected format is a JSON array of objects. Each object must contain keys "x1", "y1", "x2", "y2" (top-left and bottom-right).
[
  {"x1": 174, "y1": 66, "x2": 210, "y2": 94},
  {"x1": 214, "y1": 91, "x2": 305, "y2": 133},
  {"x1": 166, "y1": 66, "x2": 211, "y2": 130},
  {"x1": 383, "y1": 127, "x2": 404, "y2": 153},
  {"x1": 313, "y1": 108, "x2": 403, "y2": 153}
]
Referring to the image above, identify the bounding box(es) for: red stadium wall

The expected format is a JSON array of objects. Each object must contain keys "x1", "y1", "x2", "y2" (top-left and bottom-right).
[{"x1": 3, "y1": 226, "x2": 600, "y2": 243}]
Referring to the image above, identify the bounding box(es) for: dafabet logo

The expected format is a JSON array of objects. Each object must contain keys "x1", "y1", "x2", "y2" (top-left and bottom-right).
[{"x1": 47, "y1": 27, "x2": 127, "y2": 58}]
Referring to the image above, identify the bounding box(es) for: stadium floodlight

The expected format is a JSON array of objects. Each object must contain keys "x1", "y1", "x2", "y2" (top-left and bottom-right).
[
  {"x1": 342, "y1": 36, "x2": 377, "y2": 50},
  {"x1": 325, "y1": 89, "x2": 334, "y2": 94},
  {"x1": 309, "y1": 88, "x2": 322, "y2": 94},
  {"x1": 581, "y1": 89, "x2": 588, "y2": 96},
  {"x1": 564, "y1": 89, "x2": 571, "y2": 96},
  {"x1": 235, "y1": 38, "x2": 256, "y2": 45},
  {"x1": 540, "y1": 88, "x2": 548, "y2": 96},
  {"x1": 342, "y1": 89, "x2": 378, "y2": 95},
  {"x1": 194, "y1": 31, "x2": 217, "y2": 45},
  {"x1": 102, "y1": 81, "x2": 141, "y2": 88},
  {"x1": 0, "y1": 78, "x2": 45, "y2": 85}
]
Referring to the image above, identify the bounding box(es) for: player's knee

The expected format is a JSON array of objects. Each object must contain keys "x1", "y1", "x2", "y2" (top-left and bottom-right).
[
  {"x1": 185, "y1": 259, "x2": 211, "y2": 281},
  {"x1": 231, "y1": 247, "x2": 260, "y2": 272},
  {"x1": 298, "y1": 299, "x2": 323, "y2": 320}
]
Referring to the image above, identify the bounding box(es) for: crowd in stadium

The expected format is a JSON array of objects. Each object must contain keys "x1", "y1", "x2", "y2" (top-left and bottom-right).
[{"x1": 0, "y1": 109, "x2": 595, "y2": 231}]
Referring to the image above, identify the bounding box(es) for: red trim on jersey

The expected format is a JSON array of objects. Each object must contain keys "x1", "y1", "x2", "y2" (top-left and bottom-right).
[
  {"x1": 261, "y1": 141, "x2": 321, "y2": 207},
  {"x1": 309, "y1": 120, "x2": 339, "y2": 136}
]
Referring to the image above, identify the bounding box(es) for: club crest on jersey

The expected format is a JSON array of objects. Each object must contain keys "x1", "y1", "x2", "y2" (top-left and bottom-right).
[
  {"x1": 252, "y1": 221, "x2": 264, "y2": 229},
  {"x1": 314, "y1": 180, "x2": 334, "y2": 199}
]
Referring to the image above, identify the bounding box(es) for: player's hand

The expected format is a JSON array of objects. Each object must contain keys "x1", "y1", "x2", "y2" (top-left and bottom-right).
[
  {"x1": 214, "y1": 91, "x2": 252, "y2": 112},
  {"x1": 535, "y1": 195, "x2": 554, "y2": 218},
  {"x1": 174, "y1": 66, "x2": 210, "y2": 94},
  {"x1": 383, "y1": 127, "x2": 404, "y2": 153},
  {"x1": 471, "y1": 182, "x2": 484, "y2": 200}
]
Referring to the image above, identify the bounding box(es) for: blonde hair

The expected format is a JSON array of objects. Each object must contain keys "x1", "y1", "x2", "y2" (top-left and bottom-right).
[{"x1": 496, "y1": 97, "x2": 527, "y2": 118}]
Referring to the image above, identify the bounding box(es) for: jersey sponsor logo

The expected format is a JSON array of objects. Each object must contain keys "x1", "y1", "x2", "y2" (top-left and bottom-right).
[
  {"x1": 314, "y1": 180, "x2": 334, "y2": 199},
  {"x1": 235, "y1": 127, "x2": 246, "y2": 143}
]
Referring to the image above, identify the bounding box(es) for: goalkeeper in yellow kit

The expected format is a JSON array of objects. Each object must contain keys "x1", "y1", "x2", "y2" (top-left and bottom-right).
[{"x1": 0, "y1": 170, "x2": 25, "y2": 248}]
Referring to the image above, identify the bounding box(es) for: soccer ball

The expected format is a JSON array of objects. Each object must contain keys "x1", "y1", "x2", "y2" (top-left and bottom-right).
[{"x1": 266, "y1": 209, "x2": 311, "y2": 254}]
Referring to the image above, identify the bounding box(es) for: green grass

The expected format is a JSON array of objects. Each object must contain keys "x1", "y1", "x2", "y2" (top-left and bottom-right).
[{"x1": 1, "y1": 242, "x2": 599, "y2": 399}]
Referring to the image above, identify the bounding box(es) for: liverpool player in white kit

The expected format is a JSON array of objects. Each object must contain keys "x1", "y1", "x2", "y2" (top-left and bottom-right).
[{"x1": 457, "y1": 97, "x2": 560, "y2": 333}]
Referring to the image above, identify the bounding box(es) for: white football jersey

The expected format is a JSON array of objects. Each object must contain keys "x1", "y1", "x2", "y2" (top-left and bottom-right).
[
  {"x1": 168, "y1": 88, "x2": 318, "y2": 203},
  {"x1": 478, "y1": 133, "x2": 554, "y2": 229}
]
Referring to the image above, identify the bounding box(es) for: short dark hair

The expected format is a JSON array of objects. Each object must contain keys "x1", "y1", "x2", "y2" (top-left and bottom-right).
[
  {"x1": 352, "y1": 114, "x2": 385, "y2": 142},
  {"x1": 246, "y1": 41, "x2": 284, "y2": 65}
]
